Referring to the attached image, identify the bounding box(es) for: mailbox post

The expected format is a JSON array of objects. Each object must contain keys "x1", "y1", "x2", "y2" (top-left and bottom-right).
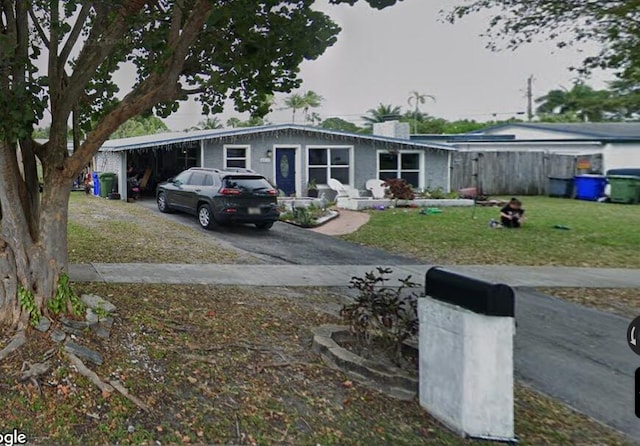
[{"x1": 419, "y1": 267, "x2": 516, "y2": 442}]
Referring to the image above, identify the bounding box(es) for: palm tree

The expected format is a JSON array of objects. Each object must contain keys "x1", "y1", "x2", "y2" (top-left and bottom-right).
[
  {"x1": 226, "y1": 117, "x2": 242, "y2": 128},
  {"x1": 301, "y1": 91, "x2": 324, "y2": 122},
  {"x1": 283, "y1": 93, "x2": 307, "y2": 123},
  {"x1": 189, "y1": 116, "x2": 223, "y2": 131},
  {"x1": 535, "y1": 82, "x2": 611, "y2": 122},
  {"x1": 407, "y1": 91, "x2": 435, "y2": 134},
  {"x1": 361, "y1": 103, "x2": 402, "y2": 129}
]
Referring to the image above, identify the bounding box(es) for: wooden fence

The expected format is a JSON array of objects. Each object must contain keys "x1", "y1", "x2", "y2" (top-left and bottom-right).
[{"x1": 450, "y1": 151, "x2": 603, "y2": 196}]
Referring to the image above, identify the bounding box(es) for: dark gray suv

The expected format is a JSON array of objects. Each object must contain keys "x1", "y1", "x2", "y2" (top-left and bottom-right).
[{"x1": 156, "y1": 168, "x2": 279, "y2": 230}]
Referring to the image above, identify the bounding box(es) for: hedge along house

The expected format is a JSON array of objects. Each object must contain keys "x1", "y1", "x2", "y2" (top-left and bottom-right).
[{"x1": 94, "y1": 123, "x2": 456, "y2": 202}]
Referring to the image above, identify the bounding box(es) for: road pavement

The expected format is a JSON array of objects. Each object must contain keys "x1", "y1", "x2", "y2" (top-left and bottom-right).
[{"x1": 515, "y1": 288, "x2": 638, "y2": 440}]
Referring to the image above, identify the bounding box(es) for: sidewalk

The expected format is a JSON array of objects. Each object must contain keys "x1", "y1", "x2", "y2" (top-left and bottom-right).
[{"x1": 69, "y1": 263, "x2": 640, "y2": 288}]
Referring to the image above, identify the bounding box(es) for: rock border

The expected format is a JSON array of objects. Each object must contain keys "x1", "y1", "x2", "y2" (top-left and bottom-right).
[{"x1": 311, "y1": 324, "x2": 418, "y2": 401}]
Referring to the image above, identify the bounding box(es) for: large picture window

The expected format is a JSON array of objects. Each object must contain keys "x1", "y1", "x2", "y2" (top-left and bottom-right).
[
  {"x1": 378, "y1": 151, "x2": 421, "y2": 188},
  {"x1": 224, "y1": 145, "x2": 251, "y2": 169},
  {"x1": 307, "y1": 147, "x2": 352, "y2": 185}
]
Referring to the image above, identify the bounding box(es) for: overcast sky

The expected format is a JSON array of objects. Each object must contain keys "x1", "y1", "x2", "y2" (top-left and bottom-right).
[{"x1": 153, "y1": 0, "x2": 612, "y2": 130}]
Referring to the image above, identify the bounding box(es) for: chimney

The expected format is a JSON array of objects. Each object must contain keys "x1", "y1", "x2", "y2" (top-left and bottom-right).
[{"x1": 372, "y1": 120, "x2": 410, "y2": 140}]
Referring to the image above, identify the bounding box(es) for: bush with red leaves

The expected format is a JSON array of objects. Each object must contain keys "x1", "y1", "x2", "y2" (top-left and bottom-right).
[{"x1": 382, "y1": 178, "x2": 415, "y2": 200}]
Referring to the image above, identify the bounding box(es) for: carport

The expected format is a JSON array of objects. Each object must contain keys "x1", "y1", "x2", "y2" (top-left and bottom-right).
[{"x1": 94, "y1": 132, "x2": 212, "y2": 201}]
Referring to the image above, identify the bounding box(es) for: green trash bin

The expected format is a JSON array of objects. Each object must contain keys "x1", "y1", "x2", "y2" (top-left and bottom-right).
[
  {"x1": 98, "y1": 173, "x2": 117, "y2": 198},
  {"x1": 607, "y1": 175, "x2": 640, "y2": 204}
]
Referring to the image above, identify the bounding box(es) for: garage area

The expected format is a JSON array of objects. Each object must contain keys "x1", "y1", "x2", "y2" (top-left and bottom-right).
[{"x1": 93, "y1": 133, "x2": 205, "y2": 201}]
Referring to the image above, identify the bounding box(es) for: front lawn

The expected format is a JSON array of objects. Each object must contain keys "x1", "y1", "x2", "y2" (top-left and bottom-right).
[
  {"x1": 342, "y1": 197, "x2": 640, "y2": 267},
  {"x1": 0, "y1": 284, "x2": 631, "y2": 446},
  {"x1": 67, "y1": 193, "x2": 242, "y2": 264}
]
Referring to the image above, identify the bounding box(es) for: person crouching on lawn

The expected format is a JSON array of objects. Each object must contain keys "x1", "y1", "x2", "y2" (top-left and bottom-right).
[{"x1": 500, "y1": 198, "x2": 525, "y2": 228}]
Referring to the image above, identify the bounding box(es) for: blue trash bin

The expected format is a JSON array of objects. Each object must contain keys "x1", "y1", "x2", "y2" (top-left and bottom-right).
[
  {"x1": 574, "y1": 174, "x2": 606, "y2": 201},
  {"x1": 92, "y1": 172, "x2": 101, "y2": 196}
]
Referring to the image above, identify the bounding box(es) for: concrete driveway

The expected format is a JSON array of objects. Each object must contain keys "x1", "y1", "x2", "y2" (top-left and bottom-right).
[{"x1": 135, "y1": 198, "x2": 639, "y2": 442}]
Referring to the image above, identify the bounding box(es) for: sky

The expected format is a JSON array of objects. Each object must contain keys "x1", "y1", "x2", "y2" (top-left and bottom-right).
[{"x1": 142, "y1": 0, "x2": 612, "y2": 130}]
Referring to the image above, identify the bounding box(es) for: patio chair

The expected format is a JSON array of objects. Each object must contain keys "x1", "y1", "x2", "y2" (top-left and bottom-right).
[
  {"x1": 328, "y1": 178, "x2": 360, "y2": 198},
  {"x1": 366, "y1": 179, "x2": 387, "y2": 199}
]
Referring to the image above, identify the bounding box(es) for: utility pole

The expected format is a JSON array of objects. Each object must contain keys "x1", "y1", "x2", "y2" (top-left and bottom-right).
[{"x1": 526, "y1": 75, "x2": 534, "y2": 121}]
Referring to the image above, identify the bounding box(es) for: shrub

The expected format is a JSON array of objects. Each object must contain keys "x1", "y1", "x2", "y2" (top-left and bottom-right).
[
  {"x1": 292, "y1": 206, "x2": 316, "y2": 227},
  {"x1": 419, "y1": 187, "x2": 460, "y2": 200},
  {"x1": 383, "y1": 178, "x2": 415, "y2": 200},
  {"x1": 340, "y1": 267, "x2": 419, "y2": 366}
]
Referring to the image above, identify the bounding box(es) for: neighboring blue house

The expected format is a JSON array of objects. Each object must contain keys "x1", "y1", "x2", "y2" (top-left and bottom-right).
[{"x1": 94, "y1": 124, "x2": 456, "y2": 201}]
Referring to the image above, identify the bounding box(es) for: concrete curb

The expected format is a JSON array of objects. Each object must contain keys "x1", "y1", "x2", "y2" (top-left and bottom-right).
[{"x1": 311, "y1": 324, "x2": 418, "y2": 401}]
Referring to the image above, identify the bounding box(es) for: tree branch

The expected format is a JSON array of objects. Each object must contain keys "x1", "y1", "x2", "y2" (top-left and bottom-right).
[
  {"x1": 168, "y1": 0, "x2": 184, "y2": 46},
  {"x1": 180, "y1": 86, "x2": 207, "y2": 95},
  {"x1": 57, "y1": 3, "x2": 144, "y2": 119},
  {"x1": 59, "y1": 2, "x2": 93, "y2": 68},
  {"x1": 0, "y1": 330, "x2": 26, "y2": 362},
  {"x1": 27, "y1": 6, "x2": 50, "y2": 49},
  {"x1": 65, "y1": 0, "x2": 214, "y2": 176}
]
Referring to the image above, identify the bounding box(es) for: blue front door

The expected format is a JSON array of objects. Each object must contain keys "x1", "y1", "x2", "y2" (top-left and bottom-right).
[{"x1": 275, "y1": 148, "x2": 296, "y2": 196}]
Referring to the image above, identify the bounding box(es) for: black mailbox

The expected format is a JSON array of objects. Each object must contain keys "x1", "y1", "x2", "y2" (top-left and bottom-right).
[{"x1": 424, "y1": 267, "x2": 515, "y2": 317}]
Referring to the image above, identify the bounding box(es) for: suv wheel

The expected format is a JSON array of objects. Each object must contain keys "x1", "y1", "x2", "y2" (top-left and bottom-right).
[
  {"x1": 198, "y1": 204, "x2": 217, "y2": 229},
  {"x1": 255, "y1": 222, "x2": 274, "y2": 230},
  {"x1": 157, "y1": 192, "x2": 172, "y2": 213}
]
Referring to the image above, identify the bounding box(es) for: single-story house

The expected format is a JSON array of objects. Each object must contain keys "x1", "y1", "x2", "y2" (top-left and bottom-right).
[
  {"x1": 464, "y1": 122, "x2": 640, "y2": 173},
  {"x1": 412, "y1": 122, "x2": 640, "y2": 195},
  {"x1": 94, "y1": 124, "x2": 456, "y2": 201}
]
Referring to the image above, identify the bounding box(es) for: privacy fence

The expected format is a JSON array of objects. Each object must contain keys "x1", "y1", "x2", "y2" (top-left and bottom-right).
[{"x1": 450, "y1": 151, "x2": 603, "y2": 196}]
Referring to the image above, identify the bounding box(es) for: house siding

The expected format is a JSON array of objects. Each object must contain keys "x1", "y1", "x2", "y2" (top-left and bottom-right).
[
  {"x1": 603, "y1": 142, "x2": 640, "y2": 173},
  {"x1": 202, "y1": 132, "x2": 451, "y2": 195},
  {"x1": 97, "y1": 126, "x2": 453, "y2": 201},
  {"x1": 93, "y1": 152, "x2": 127, "y2": 197}
]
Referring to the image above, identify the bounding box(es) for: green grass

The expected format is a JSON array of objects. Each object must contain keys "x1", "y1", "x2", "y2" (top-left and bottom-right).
[{"x1": 342, "y1": 197, "x2": 640, "y2": 267}]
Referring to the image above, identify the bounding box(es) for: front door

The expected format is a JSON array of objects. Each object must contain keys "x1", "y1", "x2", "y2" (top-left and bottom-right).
[{"x1": 275, "y1": 148, "x2": 296, "y2": 196}]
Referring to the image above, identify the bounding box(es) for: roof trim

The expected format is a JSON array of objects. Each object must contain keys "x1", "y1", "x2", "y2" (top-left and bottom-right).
[
  {"x1": 99, "y1": 124, "x2": 456, "y2": 152},
  {"x1": 468, "y1": 122, "x2": 640, "y2": 139}
]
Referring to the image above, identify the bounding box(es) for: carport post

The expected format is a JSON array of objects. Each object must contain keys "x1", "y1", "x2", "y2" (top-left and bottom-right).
[{"x1": 419, "y1": 267, "x2": 516, "y2": 442}]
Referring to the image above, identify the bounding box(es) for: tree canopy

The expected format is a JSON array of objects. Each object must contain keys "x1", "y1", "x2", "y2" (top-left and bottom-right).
[
  {"x1": 282, "y1": 90, "x2": 323, "y2": 123},
  {"x1": 320, "y1": 117, "x2": 364, "y2": 133},
  {"x1": 112, "y1": 115, "x2": 169, "y2": 138},
  {"x1": 188, "y1": 117, "x2": 224, "y2": 131},
  {"x1": 534, "y1": 81, "x2": 640, "y2": 121},
  {"x1": 0, "y1": 0, "x2": 403, "y2": 335},
  {"x1": 447, "y1": 1, "x2": 640, "y2": 80}
]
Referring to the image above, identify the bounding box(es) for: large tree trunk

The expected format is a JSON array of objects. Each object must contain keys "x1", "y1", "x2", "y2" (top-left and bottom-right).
[{"x1": 0, "y1": 140, "x2": 71, "y2": 331}]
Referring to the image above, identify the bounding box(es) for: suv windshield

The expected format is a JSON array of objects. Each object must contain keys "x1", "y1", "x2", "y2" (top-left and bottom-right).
[{"x1": 222, "y1": 176, "x2": 273, "y2": 192}]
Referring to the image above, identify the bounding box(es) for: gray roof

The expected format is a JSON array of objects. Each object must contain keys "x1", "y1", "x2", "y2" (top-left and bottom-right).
[
  {"x1": 99, "y1": 124, "x2": 456, "y2": 152},
  {"x1": 474, "y1": 122, "x2": 640, "y2": 139}
]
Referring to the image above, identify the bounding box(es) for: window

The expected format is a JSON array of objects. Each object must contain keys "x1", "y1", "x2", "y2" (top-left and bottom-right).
[
  {"x1": 172, "y1": 171, "x2": 192, "y2": 185},
  {"x1": 378, "y1": 151, "x2": 421, "y2": 188},
  {"x1": 188, "y1": 172, "x2": 213, "y2": 186},
  {"x1": 222, "y1": 176, "x2": 273, "y2": 191},
  {"x1": 224, "y1": 145, "x2": 250, "y2": 169},
  {"x1": 307, "y1": 147, "x2": 351, "y2": 185}
]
